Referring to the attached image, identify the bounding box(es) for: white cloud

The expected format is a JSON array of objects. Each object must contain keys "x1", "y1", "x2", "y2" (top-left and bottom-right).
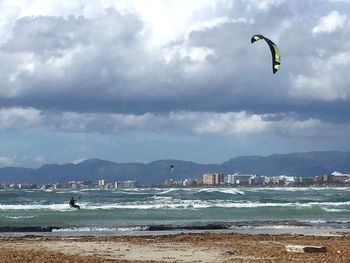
[
  {"x1": 274, "y1": 117, "x2": 324, "y2": 137},
  {"x1": 0, "y1": 156, "x2": 14, "y2": 166},
  {"x1": 289, "y1": 51, "x2": 350, "y2": 101},
  {"x1": 290, "y1": 74, "x2": 342, "y2": 101},
  {"x1": 193, "y1": 112, "x2": 270, "y2": 136},
  {"x1": 0, "y1": 107, "x2": 41, "y2": 129},
  {"x1": 33, "y1": 156, "x2": 46, "y2": 164},
  {"x1": 3, "y1": 0, "x2": 111, "y2": 19},
  {"x1": 329, "y1": 0, "x2": 350, "y2": 3},
  {"x1": 0, "y1": 3, "x2": 20, "y2": 44},
  {"x1": 71, "y1": 157, "x2": 88, "y2": 164},
  {"x1": 312, "y1": 10, "x2": 347, "y2": 33},
  {"x1": 1, "y1": 0, "x2": 350, "y2": 166},
  {"x1": 0, "y1": 108, "x2": 331, "y2": 139},
  {"x1": 247, "y1": 0, "x2": 282, "y2": 10}
]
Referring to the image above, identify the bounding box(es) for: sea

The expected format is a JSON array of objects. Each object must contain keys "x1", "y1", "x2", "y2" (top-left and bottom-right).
[{"x1": 0, "y1": 187, "x2": 349, "y2": 236}]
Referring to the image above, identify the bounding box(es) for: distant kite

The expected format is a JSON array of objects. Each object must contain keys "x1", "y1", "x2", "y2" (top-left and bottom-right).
[{"x1": 251, "y1": 34, "x2": 281, "y2": 74}]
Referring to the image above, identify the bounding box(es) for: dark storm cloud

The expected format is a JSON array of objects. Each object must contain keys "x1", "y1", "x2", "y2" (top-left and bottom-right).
[
  {"x1": 2, "y1": 16, "x2": 89, "y2": 55},
  {"x1": 0, "y1": 0, "x2": 350, "y2": 126}
]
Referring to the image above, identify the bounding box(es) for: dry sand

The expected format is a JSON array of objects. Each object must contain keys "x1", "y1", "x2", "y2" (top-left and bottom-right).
[{"x1": 0, "y1": 232, "x2": 349, "y2": 262}]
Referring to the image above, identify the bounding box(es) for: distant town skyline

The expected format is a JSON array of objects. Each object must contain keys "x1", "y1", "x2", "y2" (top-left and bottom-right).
[
  {"x1": 2, "y1": 170, "x2": 350, "y2": 189},
  {"x1": 1, "y1": 1, "x2": 350, "y2": 168}
]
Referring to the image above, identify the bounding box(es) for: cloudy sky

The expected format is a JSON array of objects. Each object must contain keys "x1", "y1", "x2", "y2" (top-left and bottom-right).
[{"x1": 0, "y1": 0, "x2": 350, "y2": 167}]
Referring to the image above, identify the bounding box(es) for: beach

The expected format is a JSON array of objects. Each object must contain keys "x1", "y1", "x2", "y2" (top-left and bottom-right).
[
  {"x1": 1, "y1": 187, "x2": 350, "y2": 262},
  {"x1": 1, "y1": 232, "x2": 350, "y2": 262}
]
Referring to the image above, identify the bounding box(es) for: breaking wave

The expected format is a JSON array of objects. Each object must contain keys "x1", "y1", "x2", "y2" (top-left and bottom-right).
[{"x1": 1, "y1": 200, "x2": 349, "y2": 211}]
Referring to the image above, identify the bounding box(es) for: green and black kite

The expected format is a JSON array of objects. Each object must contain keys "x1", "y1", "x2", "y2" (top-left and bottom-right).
[{"x1": 251, "y1": 34, "x2": 281, "y2": 74}]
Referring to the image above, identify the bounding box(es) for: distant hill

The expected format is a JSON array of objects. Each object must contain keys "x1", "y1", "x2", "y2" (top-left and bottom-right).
[{"x1": 1, "y1": 151, "x2": 350, "y2": 184}]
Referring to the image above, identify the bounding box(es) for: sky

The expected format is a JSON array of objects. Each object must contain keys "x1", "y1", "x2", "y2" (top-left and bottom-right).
[{"x1": 0, "y1": 0, "x2": 350, "y2": 167}]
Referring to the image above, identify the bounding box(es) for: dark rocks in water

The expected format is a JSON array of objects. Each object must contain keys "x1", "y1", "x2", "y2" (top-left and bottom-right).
[
  {"x1": 0, "y1": 226, "x2": 59, "y2": 232},
  {"x1": 148, "y1": 223, "x2": 231, "y2": 231}
]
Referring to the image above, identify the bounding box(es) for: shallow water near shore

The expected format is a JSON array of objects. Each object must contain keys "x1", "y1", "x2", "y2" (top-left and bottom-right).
[{"x1": 0, "y1": 187, "x2": 349, "y2": 236}]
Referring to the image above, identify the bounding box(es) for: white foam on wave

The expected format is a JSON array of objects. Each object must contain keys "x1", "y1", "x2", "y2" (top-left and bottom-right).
[
  {"x1": 0, "y1": 198, "x2": 349, "y2": 211},
  {"x1": 198, "y1": 188, "x2": 245, "y2": 195},
  {"x1": 83, "y1": 199, "x2": 350, "y2": 210},
  {"x1": 304, "y1": 220, "x2": 328, "y2": 224},
  {"x1": 321, "y1": 207, "x2": 350, "y2": 213},
  {"x1": 67, "y1": 190, "x2": 83, "y2": 194},
  {"x1": 112, "y1": 190, "x2": 151, "y2": 195},
  {"x1": 121, "y1": 188, "x2": 147, "y2": 192},
  {"x1": 53, "y1": 226, "x2": 148, "y2": 232},
  {"x1": 152, "y1": 196, "x2": 173, "y2": 201},
  {"x1": 246, "y1": 187, "x2": 350, "y2": 192},
  {"x1": 77, "y1": 200, "x2": 295, "y2": 210},
  {"x1": 228, "y1": 225, "x2": 308, "y2": 231},
  {"x1": 0, "y1": 204, "x2": 77, "y2": 211},
  {"x1": 158, "y1": 189, "x2": 178, "y2": 195},
  {"x1": 256, "y1": 225, "x2": 307, "y2": 229},
  {"x1": 5, "y1": 215, "x2": 35, "y2": 219},
  {"x1": 295, "y1": 201, "x2": 350, "y2": 208}
]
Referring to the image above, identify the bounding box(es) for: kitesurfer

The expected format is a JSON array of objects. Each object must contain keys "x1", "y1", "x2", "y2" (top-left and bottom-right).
[{"x1": 69, "y1": 196, "x2": 80, "y2": 209}]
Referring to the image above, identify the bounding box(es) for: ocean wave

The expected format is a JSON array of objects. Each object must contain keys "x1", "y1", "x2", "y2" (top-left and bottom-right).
[
  {"x1": 73, "y1": 199, "x2": 350, "y2": 210},
  {"x1": 66, "y1": 201, "x2": 295, "y2": 210},
  {"x1": 5, "y1": 215, "x2": 35, "y2": 219},
  {"x1": 198, "y1": 188, "x2": 245, "y2": 195},
  {"x1": 52, "y1": 226, "x2": 148, "y2": 232},
  {"x1": 121, "y1": 188, "x2": 150, "y2": 192},
  {"x1": 246, "y1": 187, "x2": 350, "y2": 192},
  {"x1": 152, "y1": 196, "x2": 174, "y2": 201},
  {"x1": 112, "y1": 190, "x2": 152, "y2": 195},
  {"x1": 295, "y1": 201, "x2": 350, "y2": 207},
  {"x1": 0, "y1": 204, "x2": 77, "y2": 211},
  {"x1": 158, "y1": 189, "x2": 179, "y2": 195},
  {"x1": 0, "y1": 199, "x2": 349, "y2": 211},
  {"x1": 229, "y1": 225, "x2": 309, "y2": 230},
  {"x1": 321, "y1": 208, "x2": 350, "y2": 213},
  {"x1": 303, "y1": 220, "x2": 328, "y2": 224}
]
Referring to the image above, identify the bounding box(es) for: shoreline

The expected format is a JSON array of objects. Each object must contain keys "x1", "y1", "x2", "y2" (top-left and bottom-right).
[
  {"x1": 1, "y1": 219, "x2": 350, "y2": 237},
  {"x1": 1, "y1": 232, "x2": 349, "y2": 262}
]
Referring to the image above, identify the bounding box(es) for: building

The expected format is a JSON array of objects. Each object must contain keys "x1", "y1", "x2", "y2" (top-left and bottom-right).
[
  {"x1": 249, "y1": 175, "x2": 265, "y2": 186},
  {"x1": 299, "y1": 177, "x2": 315, "y2": 186},
  {"x1": 115, "y1": 180, "x2": 138, "y2": 189},
  {"x1": 203, "y1": 173, "x2": 215, "y2": 185},
  {"x1": 183, "y1": 179, "x2": 197, "y2": 187},
  {"x1": 329, "y1": 171, "x2": 350, "y2": 184},
  {"x1": 203, "y1": 172, "x2": 224, "y2": 185},
  {"x1": 164, "y1": 179, "x2": 183, "y2": 187},
  {"x1": 226, "y1": 173, "x2": 255, "y2": 186},
  {"x1": 69, "y1": 181, "x2": 91, "y2": 189},
  {"x1": 278, "y1": 175, "x2": 296, "y2": 186},
  {"x1": 98, "y1": 179, "x2": 106, "y2": 188}
]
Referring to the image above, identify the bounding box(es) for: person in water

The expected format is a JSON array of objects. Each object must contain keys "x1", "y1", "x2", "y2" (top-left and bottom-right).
[{"x1": 69, "y1": 196, "x2": 80, "y2": 209}]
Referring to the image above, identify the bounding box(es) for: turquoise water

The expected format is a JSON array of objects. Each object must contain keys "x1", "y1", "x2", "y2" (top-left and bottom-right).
[{"x1": 0, "y1": 187, "x2": 349, "y2": 233}]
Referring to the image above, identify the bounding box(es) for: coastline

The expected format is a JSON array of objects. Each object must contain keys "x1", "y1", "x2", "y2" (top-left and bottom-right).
[
  {"x1": 1, "y1": 187, "x2": 349, "y2": 261},
  {"x1": 1, "y1": 232, "x2": 349, "y2": 262},
  {"x1": 1, "y1": 219, "x2": 350, "y2": 237}
]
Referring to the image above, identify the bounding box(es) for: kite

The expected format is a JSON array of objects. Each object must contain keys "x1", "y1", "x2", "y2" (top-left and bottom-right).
[{"x1": 251, "y1": 34, "x2": 281, "y2": 74}]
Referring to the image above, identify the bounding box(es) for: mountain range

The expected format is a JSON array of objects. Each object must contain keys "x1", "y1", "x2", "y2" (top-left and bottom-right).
[{"x1": 1, "y1": 151, "x2": 350, "y2": 185}]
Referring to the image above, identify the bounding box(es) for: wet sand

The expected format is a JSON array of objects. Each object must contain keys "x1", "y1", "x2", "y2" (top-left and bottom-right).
[{"x1": 1, "y1": 232, "x2": 349, "y2": 262}]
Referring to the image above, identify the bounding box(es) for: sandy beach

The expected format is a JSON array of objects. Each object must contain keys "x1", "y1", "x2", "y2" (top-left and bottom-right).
[{"x1": 0, "y1": 232, "x2": 349, "y2": 262}]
